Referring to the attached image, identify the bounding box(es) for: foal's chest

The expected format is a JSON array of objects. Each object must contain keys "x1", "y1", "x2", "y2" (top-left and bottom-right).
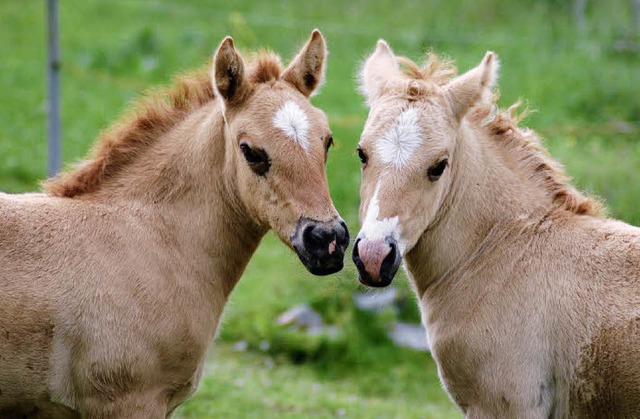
[{"x1": 428, "y1": 322, "x2": 557, "y2": 416}]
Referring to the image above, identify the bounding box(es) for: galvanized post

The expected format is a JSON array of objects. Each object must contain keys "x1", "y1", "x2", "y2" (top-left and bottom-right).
[
  {"x1": 46, "y1": 0, "x2": 61, "y2": 177},
  {"x1": 574, "y1": 0, "x2": 587, "y2": 34},
  {"x1": 632, "y1": 0, "x2": 640, "y2": 38}
]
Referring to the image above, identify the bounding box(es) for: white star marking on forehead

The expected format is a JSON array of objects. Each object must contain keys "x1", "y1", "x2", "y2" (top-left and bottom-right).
[
  {"x1": 273, "y1": 100, "x2": 310, "y2": 152},
  {"x1": 376, "y1": 108, "x2": 422, "y2": 167}
]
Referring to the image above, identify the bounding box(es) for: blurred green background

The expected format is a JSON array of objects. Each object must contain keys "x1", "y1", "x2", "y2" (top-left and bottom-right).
[{"x1": 1, "y1": 0, "x2": 638, "y2": 417}]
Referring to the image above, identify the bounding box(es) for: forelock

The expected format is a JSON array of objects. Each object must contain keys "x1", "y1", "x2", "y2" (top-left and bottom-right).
[
  {"x1": 379, "y1": 52, "x2": 458, "y2": 101},
  {"x1": 248, "y1": 51, "x2": 283, "y2": 84}
]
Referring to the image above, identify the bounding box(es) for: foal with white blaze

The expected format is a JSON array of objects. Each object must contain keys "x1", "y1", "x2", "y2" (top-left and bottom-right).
[
  {"x1": 0, "y1": 30, "x2": 348, "y2": 417},
  {"x1": 353, "y1": 40, "x2": 640, "y2": 417}
]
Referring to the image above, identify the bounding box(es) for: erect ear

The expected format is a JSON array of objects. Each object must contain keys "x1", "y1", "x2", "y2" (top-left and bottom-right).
[
  {"x1": 212, "y1": 36, "x2": 250, "y2": 106},
  {"x1": 282, "y1": 29, "x2": 327, "y2": 97},
  {"x1": 358, "y1": 39, "x2": 402, "y2": 107},
  {"x1": 445, "y1": 51, "x2": 499, "y2": 120}
]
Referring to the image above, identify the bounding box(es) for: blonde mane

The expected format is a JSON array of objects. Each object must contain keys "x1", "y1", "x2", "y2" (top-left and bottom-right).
[
  {"x1": 44, "y1": 51, "x2": 284, "y2": 198},
  {"x1": 475, "y1": 103, "x2": 605, "y2": 217},
  {"x1": 397, "y1": 53, "x2": 605, "y2": 218}
]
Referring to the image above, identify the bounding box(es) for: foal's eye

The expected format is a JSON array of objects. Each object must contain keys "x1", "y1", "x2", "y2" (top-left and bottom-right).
[
  {"x1": 427, "y1": 158, "x2": 448, "y2": 181},
  {"x1": 325, "y1": 135, "x2": 334, "y2": 154},
  {"x1": 239, "y1": 142, "x2": 271, "y2": 176},
  {"x1": 357, "y1": 147, "x2": 368, "y2": 165}
]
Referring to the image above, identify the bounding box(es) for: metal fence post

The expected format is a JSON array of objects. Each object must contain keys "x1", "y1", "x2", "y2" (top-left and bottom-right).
[
  {"x1": 632, "y1": 0, "x2": 640, "y2": 38},
  {"x1": 574, "y1": 0, "x2": 587, "y2": 33},
  {"x1": 46, "y1": 0, "x2": 61, "y2": 177}
]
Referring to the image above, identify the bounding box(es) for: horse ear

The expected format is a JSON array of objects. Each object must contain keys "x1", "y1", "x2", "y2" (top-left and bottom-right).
[
  {"x1": 282, "y1": 29, "x2": 327, "y2": 97},
  {"x1": 212, "y1": 37, "x2": 250, "y2": 105},
  {"x1": 446, "y1": 51, "x2": 499, "y2": 120},
  {"x1": 359, "y1": 39, "x2": 401, "y2": 107}
]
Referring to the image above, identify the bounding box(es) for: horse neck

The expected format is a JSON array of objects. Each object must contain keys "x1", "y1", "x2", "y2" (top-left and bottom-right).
[
  {"x1": 92, "y1": 102, "x2": 267, "y2": 297},
  {"x1": 405, "y1": 118, "x2": 549, "y2": 299}
]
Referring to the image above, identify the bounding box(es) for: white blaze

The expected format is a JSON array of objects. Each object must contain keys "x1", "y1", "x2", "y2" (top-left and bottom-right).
[
  {"x1": 377, "y1": 108, "x2": 422, "y2": 167},
  {"x1": 358, "y1": 181, "x2": 407, "y2": 254},
  {"x1": 273, "y1": 100, "x2": 310, "y2": 152}
]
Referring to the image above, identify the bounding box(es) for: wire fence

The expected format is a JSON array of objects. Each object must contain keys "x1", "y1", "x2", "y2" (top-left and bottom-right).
[{"x1": 44, "y1": 0, "x2": 639, "y2": 175}]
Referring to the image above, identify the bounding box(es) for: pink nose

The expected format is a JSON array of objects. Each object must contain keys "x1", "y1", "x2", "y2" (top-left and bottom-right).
[
  {"x1": 355, "y1": 237, "x2": 392, "y2": 281},
  {"x1": 353, "y1": 236, "x2": 402, "y2": 287}
]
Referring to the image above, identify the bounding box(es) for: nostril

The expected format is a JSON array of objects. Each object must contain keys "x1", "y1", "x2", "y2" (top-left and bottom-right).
[
  {"x1": 380, "y1": 240, "x2": 397, "y2": 276},
  {"x1": 352, "y1": 238, "x2": 363, "y2": 265},
  {"x1": 303, "y1": 225, "x2": 319, "y2": 246},
  {"x1": 303, "y1": 224, "x2": 335, "y2": 250},
  {"x1": 353, "y1": 238, "x2": 361, "y2": 257},
  {"x1": 336, "y1": 220, "x2": 350, "y2": 246}
]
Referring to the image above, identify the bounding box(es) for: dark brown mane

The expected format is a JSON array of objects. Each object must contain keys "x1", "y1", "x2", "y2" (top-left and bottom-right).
[{"x1": 43, "y1": 52, "x2": 285, "y2": 198}]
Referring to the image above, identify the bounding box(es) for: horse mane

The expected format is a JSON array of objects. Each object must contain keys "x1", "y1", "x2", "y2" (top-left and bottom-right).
[
  {"x1": 396, "y1": 53, "x2": 605, "y2": 218},
  {"x1": 472, "y1": 103, "x2": 605, "y2": 217},
  {"x1": 43, "y1": 51, "x2": 284, "y2": 198}
]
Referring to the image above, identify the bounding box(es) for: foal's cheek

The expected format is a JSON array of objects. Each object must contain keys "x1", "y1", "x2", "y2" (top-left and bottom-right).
[
  {"x1": 237, "y1": 175, "x2": 273, "y2": 228},
  {"x1": 259, "y1": 181, "x2": 299, "y2": 241}
]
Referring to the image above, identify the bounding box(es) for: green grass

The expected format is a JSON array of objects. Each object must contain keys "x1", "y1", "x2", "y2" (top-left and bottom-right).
[
  {"x1": 179, "y1": 342, "x2": 458, "y2": 419},
  {"x1": 1, "y1": 0, "x2": 638, "y2": 417}
]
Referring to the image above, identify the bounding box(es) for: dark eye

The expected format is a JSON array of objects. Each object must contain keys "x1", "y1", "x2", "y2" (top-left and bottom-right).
[
  {"x1": 427, "y1": 158, "x2": 448, "y2": 181},
  {"x1": 240, "y1": 142, "x2": 271, "y2": 176},
  {"x1": 325, "y1": 135, "x2": 334, "y2": 154},
  {"x1": 357, "y1": 147, "x2": 368, "y2": 165}
]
